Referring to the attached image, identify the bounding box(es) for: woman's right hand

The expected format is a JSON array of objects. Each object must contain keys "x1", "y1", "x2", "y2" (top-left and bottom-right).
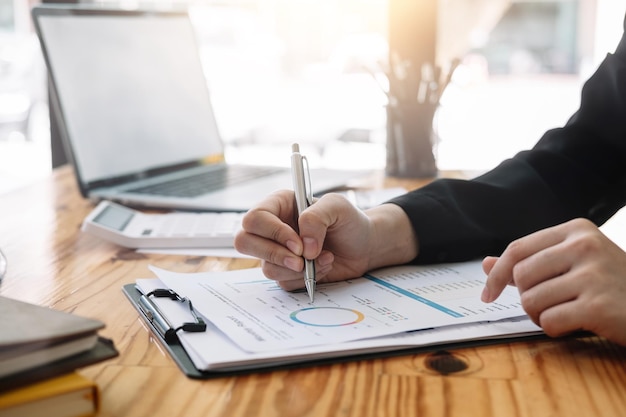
[{"x1": 234, "y1": 190, "x2": 418, "y2": 291}]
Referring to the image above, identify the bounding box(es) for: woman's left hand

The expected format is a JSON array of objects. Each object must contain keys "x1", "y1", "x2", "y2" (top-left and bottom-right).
[{"x1": 481, "y1": 218, "x2": 626, "y2": 346}]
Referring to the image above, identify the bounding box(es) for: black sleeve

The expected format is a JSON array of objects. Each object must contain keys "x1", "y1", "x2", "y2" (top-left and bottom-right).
[{"x1": 389, "y1": 17, "x2": 626, "y2": 264}]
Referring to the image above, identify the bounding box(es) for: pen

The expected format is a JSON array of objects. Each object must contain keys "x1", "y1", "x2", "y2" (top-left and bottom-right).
[{"x1": 290, "y1": 143, "x2": 316, "y2": 303}]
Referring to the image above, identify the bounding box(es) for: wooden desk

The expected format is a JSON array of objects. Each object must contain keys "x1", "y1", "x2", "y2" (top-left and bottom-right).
[{"x1": 1, "y1": 166, "x2": 626, "y2": 417}]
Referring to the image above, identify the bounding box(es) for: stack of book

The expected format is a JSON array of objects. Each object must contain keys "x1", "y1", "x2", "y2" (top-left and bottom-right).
[{"x1": 0, "y1": 296, "x2": 118, "y2": 417}]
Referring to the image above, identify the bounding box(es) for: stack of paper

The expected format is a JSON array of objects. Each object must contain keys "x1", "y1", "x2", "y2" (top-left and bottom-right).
[{"x1": 125, "y1": 261, "x2": 543, "y2": 374}]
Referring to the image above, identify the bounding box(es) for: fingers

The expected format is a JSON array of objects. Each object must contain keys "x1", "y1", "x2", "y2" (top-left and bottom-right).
[
  {"x1": 296, "y1": 193, "x2": 355, "y2": 260},
  {"x1": 535, "y1": 272, "x2": 626, "y2": 345},
  {"x1": 235, "y1": 191, "x2": 353, "y2": 285},
  {"x1": 481, "y1": 256, "x2": 509, "y2": 302},
  {"x1": 483, "y1": 250, "x2": 580, "y2": 328},
  {"x1": 481, "y1": 256, "x2": 498, "y2": 275},
  {"x1": 263, "y1": 251, "x2": 335, "y2": 291},
  {"x1": 538, "y1": 295, "x2": 626, "y2": 346},
  {"x1": 518, "y1": 272, "x2": 579, "y2": 325},
  {"x1": 534, "y1": 300, "x2": 583, "y2": 338},
  {"x1": 482, "y1": 223, "x2": 570, "y2": 303},
  {"x1": 480, "y1": 219, "x2": 626, "y2": 343},
  {"x1": 235, "y1": 227, "x2": 301, "y2": 268},
  {"x1": 234, "y1": 190, "x2": 304, "y2": 270}
]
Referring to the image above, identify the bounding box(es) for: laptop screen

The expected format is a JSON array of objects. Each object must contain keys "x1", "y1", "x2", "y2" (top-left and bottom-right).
[{"x1": 33, "y1": 7, "x2": 223, "y2": 185}]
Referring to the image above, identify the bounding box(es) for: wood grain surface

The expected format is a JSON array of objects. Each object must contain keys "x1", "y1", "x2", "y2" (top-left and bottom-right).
[{"x1": 1, "y1": 166, "x2": 625, "y2": 417}]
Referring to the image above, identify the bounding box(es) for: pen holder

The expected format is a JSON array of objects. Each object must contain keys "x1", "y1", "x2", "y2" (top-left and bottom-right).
[{"x1": 385, "y1": 100, "x2": 438, "y2": 178}]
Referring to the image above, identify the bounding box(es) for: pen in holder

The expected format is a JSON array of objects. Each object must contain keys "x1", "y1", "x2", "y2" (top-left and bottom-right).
[
  {"x1": 0, "y1": 248, "x2": 6, "y2": 284},
  {"x1": 385, "y1": 98, "x2": 438, "y2": 178},
  {"x1": 383, "y1": 57, "x2": 458, "y2": 178}
]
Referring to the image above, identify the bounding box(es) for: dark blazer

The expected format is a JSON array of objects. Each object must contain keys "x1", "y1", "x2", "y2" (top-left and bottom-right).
[{"x1": 391, "y1": 16, "x2": 626, "y2": 264}]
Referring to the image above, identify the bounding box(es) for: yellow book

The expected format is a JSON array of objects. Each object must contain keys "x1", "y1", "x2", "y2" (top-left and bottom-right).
[{"x1": 0, "y1": 372, "x2": 99, "y2": 417}]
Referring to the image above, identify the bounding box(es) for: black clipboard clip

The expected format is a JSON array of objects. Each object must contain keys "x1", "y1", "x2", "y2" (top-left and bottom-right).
[{"x1": 138, "y1": 288, "x2": 207, "y2": 343}]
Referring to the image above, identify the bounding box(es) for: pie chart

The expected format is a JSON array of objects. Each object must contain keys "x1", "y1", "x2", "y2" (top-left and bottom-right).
[{"x1": 290, "y1": 307, "x2": 365, "y2": 327}]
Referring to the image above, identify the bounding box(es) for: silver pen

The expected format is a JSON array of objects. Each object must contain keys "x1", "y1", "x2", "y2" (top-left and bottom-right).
[{"x1": 290, "y1": 143, "x2": 316, "y2": 303}]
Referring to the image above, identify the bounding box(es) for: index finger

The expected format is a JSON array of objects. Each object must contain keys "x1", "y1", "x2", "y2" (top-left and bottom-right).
[
  {"x1": 482, "y1": 224, "x2": 566, "y2": 303},
  {"x1": 235, "y1": 190, "x2": 303, "y2": 258}
]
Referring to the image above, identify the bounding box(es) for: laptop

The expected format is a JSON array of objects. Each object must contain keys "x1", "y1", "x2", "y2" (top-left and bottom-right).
[{"x1": 32, "y1": 5, "x2": 367, "y2": 212}]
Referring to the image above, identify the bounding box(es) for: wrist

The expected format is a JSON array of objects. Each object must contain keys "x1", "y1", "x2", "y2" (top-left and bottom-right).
[{"x1": 364, "y1": 203, "x2": 419, "y2": 271}]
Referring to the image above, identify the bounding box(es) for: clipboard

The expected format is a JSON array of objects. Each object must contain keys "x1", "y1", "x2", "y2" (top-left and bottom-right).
[
  {"x1": 123, "y1": 284, "x2": 209, "y2": 379},
  {"x1": 122, "y1": 283, "x2": 553, "y2": 379}
]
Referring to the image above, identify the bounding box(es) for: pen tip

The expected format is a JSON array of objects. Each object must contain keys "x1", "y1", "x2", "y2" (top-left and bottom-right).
[{"x1": 305, "y1": 280, "x2": 316, "y2": 303}]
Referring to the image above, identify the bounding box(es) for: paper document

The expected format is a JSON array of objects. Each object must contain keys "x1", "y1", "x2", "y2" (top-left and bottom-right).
[
  {"x1": 138, "y1": 247, "x2": 253, "y2": 258},
  {"x1": 151, "y1": 261, "x2": 525, "y2": 353},
  {"x1": 132, "y1": 277, "x2": 540, "y2": 372}
]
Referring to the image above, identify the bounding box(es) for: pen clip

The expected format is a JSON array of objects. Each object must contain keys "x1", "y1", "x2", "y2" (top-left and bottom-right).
[
  {"x1": 291, "y1": 143, "x2": 314, "y2": 212},
  {"x1": 301, "y1": 155, "x2": 314, "y2": 206}
]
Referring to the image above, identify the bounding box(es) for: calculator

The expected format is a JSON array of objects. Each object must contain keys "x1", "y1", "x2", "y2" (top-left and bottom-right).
[{"x1": 81, "y1": 201, "x2": 244, "y2": 249}]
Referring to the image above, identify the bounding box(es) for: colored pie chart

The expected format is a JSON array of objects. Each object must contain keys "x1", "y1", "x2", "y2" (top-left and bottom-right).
[{"x1": 290, "y1": 307, "x2": 365, "y2": 327}]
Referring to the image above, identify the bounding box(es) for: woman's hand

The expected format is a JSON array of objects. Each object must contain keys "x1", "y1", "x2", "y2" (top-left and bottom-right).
[
  {"x1": 482, "y1": 218, "x2": 626, "y2": 346},
  {"x1": 234, "y1": 190, "x2": 418, "y2": 291}
]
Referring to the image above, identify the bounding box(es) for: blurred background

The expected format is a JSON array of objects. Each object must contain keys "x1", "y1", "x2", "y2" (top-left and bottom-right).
[{"x1": 1, "y1": 0, "x2": 625, "y2": 194}]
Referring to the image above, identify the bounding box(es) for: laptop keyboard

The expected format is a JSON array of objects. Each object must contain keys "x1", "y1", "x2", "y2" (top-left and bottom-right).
[{"x1": 128, "y1": 165, "x2": 283, "y2": 197}]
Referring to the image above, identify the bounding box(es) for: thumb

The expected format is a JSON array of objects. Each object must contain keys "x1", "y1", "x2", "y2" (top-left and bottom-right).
[{"x1": 297, "y1": 193, "x2": 353, "y2": 259}]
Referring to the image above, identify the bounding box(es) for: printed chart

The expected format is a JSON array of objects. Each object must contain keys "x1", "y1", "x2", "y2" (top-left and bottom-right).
[
  {"x1": 154, "y1": 262, "x2": 526, "y2": 353},
  {"x1": 290, "y1": 307, "x2": 365, "y2": 327}
]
